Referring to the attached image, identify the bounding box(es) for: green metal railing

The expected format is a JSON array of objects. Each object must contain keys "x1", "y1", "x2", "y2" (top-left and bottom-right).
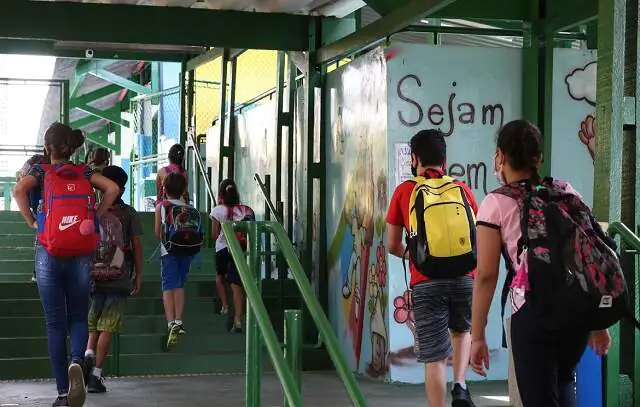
[
  {"x1": 222, "y1": 220, "x2": 367, "y2": 407},
  {"x1": 606, "y1": 222, "x2": 640, "y2": 407}
]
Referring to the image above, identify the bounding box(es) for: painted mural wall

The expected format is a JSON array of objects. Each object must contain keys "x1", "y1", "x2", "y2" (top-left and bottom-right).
[
  {"x1": 551, "y1": 49, "x2": 597, "y2": 205},
  {"x1": 385, "y1": 43, "x2": 523, "y2": 383},
  {"x1": 325, "y1": 48, "x2": 389, "y2": 378}
]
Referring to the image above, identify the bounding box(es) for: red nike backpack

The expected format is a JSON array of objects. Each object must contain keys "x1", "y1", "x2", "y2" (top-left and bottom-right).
[{"x1": 37, "y1": 164, "x2": 99, "y2": 257}]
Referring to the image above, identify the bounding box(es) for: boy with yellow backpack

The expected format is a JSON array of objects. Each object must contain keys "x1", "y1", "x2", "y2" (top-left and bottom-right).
[{"x1": 386, "y1": 129, "x2": 478, "y2": 407}]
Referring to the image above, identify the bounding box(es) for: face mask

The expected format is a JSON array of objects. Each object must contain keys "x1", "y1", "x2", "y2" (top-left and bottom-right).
[
  {"x1": 493, "y1": 154, "x2": 506, "y2": 185},
  {"x1": 411, "y1": 166, "x2": 417, "y2": 177}
]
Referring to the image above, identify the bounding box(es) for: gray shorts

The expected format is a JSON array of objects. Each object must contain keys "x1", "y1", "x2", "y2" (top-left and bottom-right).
[{"x1": 413, "y1": 275, "x2": 473, "y2": 364}]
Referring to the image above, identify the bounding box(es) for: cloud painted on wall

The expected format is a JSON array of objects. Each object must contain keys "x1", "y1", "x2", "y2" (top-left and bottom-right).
[{"x1": 565, "y1": 61, "x2": 596, "y2": 105}]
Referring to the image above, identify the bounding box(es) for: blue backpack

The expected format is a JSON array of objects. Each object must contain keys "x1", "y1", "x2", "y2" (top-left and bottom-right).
[{"x1": 161, "y1": 199, "x2": 203, "y2": 256}]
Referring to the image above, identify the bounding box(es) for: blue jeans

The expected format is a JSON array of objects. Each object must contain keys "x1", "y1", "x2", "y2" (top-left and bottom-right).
[
  {"x1": 35, "y1": 246, "x2": 91, "y2": 395},
  {"x1": 160, "y1": 253, "x2": 194, "y2": 291}
]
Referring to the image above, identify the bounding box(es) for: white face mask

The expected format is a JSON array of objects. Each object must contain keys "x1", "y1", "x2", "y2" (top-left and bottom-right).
[{"x1": 493, "y1": 154, "x2": 506, "y2": 186}]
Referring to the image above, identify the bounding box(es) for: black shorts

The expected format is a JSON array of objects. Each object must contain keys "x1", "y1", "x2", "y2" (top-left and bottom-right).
[
  {"x1": 413, "y1": 275, "x2": 473, "y2": 363},
  {"x1": 216, "y1": 248, "x2": 242, "y2": 286}
]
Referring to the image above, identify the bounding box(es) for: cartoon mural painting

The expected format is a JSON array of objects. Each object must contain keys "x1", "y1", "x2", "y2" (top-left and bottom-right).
[
  {"x1": 367, "y1": 241, "x2": 389, "y2": 378},
  {"x1": 565, "y1": 60, "x2": 597, "y2": 163},
  {"x1": 326, "y1": 48, "x2": 389, "y2": 378}
]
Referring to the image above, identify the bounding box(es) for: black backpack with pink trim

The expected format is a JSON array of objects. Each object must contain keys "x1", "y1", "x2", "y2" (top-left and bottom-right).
[{"x1": 495, "y1": 178, "x2": 632, "y2": 339}]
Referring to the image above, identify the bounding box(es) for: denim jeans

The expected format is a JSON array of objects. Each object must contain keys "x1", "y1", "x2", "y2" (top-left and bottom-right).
[{"x1": 35, "y1": 245, "x2": 91, "y2": 394}]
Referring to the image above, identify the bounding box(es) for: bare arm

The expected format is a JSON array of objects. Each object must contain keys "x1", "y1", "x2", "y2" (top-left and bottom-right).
[
  {"x1": 471, "y1": 225, "x2": 502, "y2": 341},
  {"x1": 155, "y1": 168, "x2": 165, "y2": 199},
  {"x1": 154, "y1": 206, "x2": 162, "y2": 239},
  {"x1": 13, "y1": 175, "x2": 38, "y2": 227},
  {"x1": 90, "y1": 173, "x2": 119, "y2": 217},
  {"x1": 131, "y1": 235, "x2": 143, "y2": 282},
  {"x1": 386, "y1": 223, "x2": 407, "y2": 259},
  {"x1": 212, "y1": 218, "x2": 221, "y2": 241}
]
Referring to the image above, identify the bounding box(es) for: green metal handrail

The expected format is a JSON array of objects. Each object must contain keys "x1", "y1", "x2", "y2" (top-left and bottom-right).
[
  {"x1": 605, "y1": 222, "x2": 640, "y2": 407},
  {"x1": 222, "y1": 220, "x2": 367, "y2": 407}
]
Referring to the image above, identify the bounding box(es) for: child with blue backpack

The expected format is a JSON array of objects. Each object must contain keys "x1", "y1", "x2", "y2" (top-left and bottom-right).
[{"x1": 154, "y1": 171, "x2": 203, "y2": 349}]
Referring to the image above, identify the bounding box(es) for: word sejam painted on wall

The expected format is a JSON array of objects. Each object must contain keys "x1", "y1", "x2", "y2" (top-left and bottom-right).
[
  {"x1": 386, "y1": 43, "x2": 523, "y2": 384},
  {"x1": 397, "y1": 77, "x2": 505, "y2": 133}
]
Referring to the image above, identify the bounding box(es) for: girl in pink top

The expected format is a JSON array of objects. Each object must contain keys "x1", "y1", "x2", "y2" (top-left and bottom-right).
[{"x1": 470, "y1": 120, "x2": 610, "y2": 407}]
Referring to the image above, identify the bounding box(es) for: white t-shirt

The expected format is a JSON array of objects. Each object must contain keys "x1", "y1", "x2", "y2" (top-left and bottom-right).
[{"x1": 209, "y1": 204, "x2": 255, "y2": 252}]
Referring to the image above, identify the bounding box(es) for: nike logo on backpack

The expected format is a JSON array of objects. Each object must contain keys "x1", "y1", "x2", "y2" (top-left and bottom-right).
[{"x1": 58, "y1": 215, "x2": 80, "y2": 231}]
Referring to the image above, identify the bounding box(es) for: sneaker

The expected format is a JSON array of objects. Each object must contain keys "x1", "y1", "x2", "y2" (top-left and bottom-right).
[
  {"x1": 52, "y1": 395, "x2": 69, "y2": 406},
  {"x1": 83, "y1": 355, "x2": 95, "y2": 385},
  {"x1": 31, "y1": 271, "x2": 37, "y2": 283},
  {"x1": 230, "y1": 322, "x2": 243, "y2": 334},
  {"x1": 451, "y1": 383, "x2": 475, "y2": 407},
  {"x1": 87, "y1": 374, "x2": 107, "y2": 394},
  {"x1": 220, "y1": 306, "x2": 229, "y2": 315},
  {"x1": 67, "y1": 363, "x2": 86, "y2": 407},
  {"x1": 166, "y1": 322, "x2": 180, "y2": 348},
  {"x1": 177, "y1": 323, "x2": 186, "y2": 335}
]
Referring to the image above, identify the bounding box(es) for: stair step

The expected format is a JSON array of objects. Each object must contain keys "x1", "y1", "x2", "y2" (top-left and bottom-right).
[
  {"x1": 0, "y1": 280, "x2": 300, "y2": 299},
  {"x1": 0, "y1": 331, "x2": 245, "y2": 359},
  {"x1": 0, "y1": 297, "x2": 220, "y2": 317},
  {"x1": 0, "y1": 314, "x2": 234, "y2": 336}
]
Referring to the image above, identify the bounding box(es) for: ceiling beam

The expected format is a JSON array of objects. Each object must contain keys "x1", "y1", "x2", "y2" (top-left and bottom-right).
[
  {"x1": 185, "y1": 48, "x2": 245, "y2": 71},
  {"x1": 545, "y1": 0, "x2": 597, "y2": 33},
  {"x1": 364, "y1": 0, "x2": 526, "y2": 21},
  {"x1": 315, "y1": 0, "x2": 458, "y2": 64},
  {"x1": 87, "y1": 69, "x2": 153, "y2": 96},
  {"x1": 76, "y1": 104, "x2": 130, "y2": 128},
  {"x1": 69, "y1": 84, "x2": 123, "y2": 110},
  {"x1": 0, "y1": 2, "x2": 311, "y2": 51},
  {"x1": 0, "y1": 39, "x2": 194, "y2": 62}
]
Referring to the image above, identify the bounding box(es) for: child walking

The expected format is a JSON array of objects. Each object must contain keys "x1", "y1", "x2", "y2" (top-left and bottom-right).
[
  {"x1": 155, "y1": 172, "x2": 203, "y2": 348},
  {"x1": 84, "y1": 166, "x2": 143, "y2": 394},
  {"x1": 210, "y1": 179, "x2": 255, "y2": 333},
  {"x1": 13, "y1": 123, "x2": 119, "y2": 407}
]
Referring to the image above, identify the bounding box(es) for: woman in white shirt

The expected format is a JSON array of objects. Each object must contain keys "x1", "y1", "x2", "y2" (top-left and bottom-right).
[{"x1": 209, "y1": 179, "x2": 255, "y2": 333}]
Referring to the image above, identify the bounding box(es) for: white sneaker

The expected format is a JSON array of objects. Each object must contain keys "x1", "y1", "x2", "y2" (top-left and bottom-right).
[{"x1": 67, "y1": 363, "x2": 86, "y2": 407}]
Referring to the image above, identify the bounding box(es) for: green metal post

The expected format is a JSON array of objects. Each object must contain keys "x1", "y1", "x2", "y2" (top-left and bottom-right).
[
  {"x1": 595, "y1": 0, "x2": 626, "y2": 404},
  {"x1": 217, "y1": 49, "x2": 229, "y2": 186},
  {"x1": 223, "y1": 222, "x2": 303, "y2": 407},
  {"x1": 635, "y1": 6, "x2": 640, "y2": 405},
  {"x1": 226, "y1": 55, "x2": 237, "y2": 181},
  {"x1": 264, "y1": 174, "x2": 273, "y2": 280},
  {"x1": 179, "y1": 61, "x2": 187, "y2": 147},
  {"x1": 61, "y1": 79, "x2": 70, "y2": 125},
  {"x1": 245, "y1": 222, "x2": 262, "y2": 407},
  {"x1": 275, "y1": 51, "x2": 286, "y2": 209},
  {"x1": 286, "y1": 59, "x2": 296, "y2": 240},
  {"x1": 283, "y1": 309, "x2": 302, "y2": 407},
  {"x1": 267, "y1": 223, "x2": 367, "y2": 406}
]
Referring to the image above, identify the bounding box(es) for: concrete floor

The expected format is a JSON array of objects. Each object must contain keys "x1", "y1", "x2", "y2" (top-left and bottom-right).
[{"x1": 0, "y1": 373, "x2": 511, "y2": 406}]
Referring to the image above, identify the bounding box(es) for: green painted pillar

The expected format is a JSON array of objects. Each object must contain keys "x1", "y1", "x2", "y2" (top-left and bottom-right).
[
  {"x1": 245, "y1": 222, "x2": 262, "y2": 407},
  {"x1": 60, "y1": 79, "x2": 70, "y2": 125},
  {"x1": 594, "y1": 0, "x2": 627, "y2": 405},
  {"x1": 283, "y1": 309, "x2": 302, "y2": 407}
]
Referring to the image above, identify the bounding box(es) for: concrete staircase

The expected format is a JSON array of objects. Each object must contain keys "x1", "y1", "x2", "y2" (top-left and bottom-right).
[{"x1": 0, "y1": 210, "x2": 303, "y2": 380}]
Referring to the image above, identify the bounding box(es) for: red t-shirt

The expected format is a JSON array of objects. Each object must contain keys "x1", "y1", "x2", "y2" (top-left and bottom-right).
[{"x1": 386, "y1": 168, "x2": 479, "y2": 287}]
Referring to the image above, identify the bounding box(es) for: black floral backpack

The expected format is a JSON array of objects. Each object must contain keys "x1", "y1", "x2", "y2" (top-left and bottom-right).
[{"x1": 495, "y1": 177, "x2": 634, "y2": 338}]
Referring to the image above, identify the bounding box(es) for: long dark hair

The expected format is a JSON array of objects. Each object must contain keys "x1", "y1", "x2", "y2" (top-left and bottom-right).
[
  {"x1": 85, "y1": 147, "x2": 110, "y2": 168},
  {"x1": 168, "y1": 144, "x2": 185, "y2": 172},
  {"x1": 496, "y1": 120, "x2": 543, "y2": 184},
  {"x1": 44, "y1": 122, "x2": 84, "y2": 161},
  {"x1": 219, "y1": 178, "x2": 240, "y2": 206}
]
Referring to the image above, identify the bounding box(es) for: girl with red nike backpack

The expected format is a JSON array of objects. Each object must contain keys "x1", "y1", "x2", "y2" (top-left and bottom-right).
[
  {"x1": 13, "y1": 122, "x2": 120, "y2": 407},
  {"x1": 209, "y1": 178, "x2": 255, "y2": 333}
]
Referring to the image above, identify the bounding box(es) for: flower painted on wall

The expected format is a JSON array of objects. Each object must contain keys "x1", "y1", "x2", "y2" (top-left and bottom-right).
[{"x1": 375, "y1": 242, "x2": 387, "y2": 288}]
